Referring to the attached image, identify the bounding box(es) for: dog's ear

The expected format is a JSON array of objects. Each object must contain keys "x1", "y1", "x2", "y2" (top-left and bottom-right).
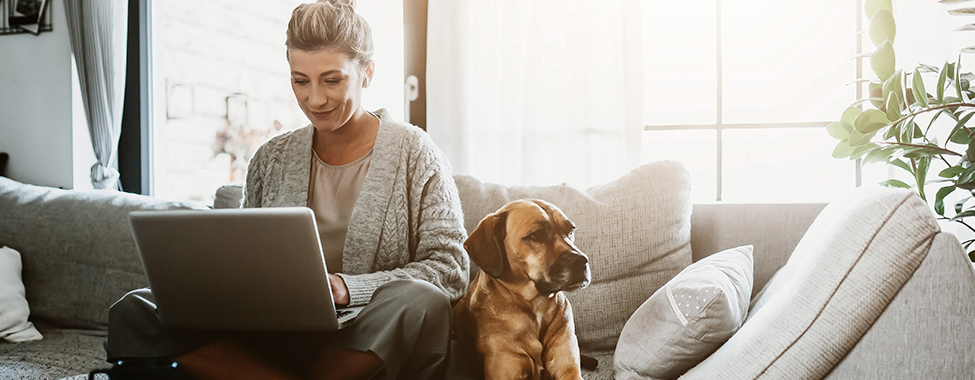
[{"x1": 464, "y1": 211, "x2": 509, "y2": 278}]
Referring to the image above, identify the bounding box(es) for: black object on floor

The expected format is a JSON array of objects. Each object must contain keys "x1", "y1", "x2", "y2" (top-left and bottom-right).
[{"x1": 88, "y1": 358, "x2": 186, "y2": 380}]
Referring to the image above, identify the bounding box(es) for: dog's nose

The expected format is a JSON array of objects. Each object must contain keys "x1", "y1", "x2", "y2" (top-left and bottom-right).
[{"x1": 563, "y1": 252, "x2": 589, "y2": 271}]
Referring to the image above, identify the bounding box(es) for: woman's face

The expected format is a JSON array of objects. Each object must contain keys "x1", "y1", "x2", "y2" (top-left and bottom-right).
[{"x1": 289, "y1": 48, "x2": 374, "y2": 134}]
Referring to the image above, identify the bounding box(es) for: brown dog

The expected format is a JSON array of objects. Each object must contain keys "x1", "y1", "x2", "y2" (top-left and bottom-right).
[{"x1": 453, "y1": 199, "x2": 591, "y2": 380}]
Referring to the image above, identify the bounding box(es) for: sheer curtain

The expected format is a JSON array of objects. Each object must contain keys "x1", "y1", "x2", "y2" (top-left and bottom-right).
[
  {"x1": 64, "y1": 1, "x2": 128, "y2": 190},
  {"x1": 426, "y1": 0, "x2": 644, "y2": 189}
]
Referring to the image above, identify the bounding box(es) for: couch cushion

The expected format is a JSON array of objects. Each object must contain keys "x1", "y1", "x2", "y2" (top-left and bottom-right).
[
  {"x1": 0, "y1": 177, "x2": 207, "y2": 330},
  {"x1": 680, "y1": 187, "x2": 940, "y2": 379},
  {"x1": 454, "y1": 161, "x2": 693, "y2": 352},
  {"x1": 614, "y1": 245, "x2": 753, "y2": 380}
]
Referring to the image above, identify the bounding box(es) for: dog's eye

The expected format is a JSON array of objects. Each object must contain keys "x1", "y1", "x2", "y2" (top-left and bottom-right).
[{"x1": 526, "y1": 231, "x2": 544, "y2": 242}]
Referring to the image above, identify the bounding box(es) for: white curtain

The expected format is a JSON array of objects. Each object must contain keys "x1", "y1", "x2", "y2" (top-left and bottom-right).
[
  {"x1": 64, "y1": 0, "x2": 128, "y2": 190},
  {"x1": 426, "y1": 0, "x2": 644, "y2": 189}
]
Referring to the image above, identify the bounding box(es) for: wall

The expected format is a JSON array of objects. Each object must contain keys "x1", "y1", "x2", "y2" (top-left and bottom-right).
[{"x1": 0, "y1": 1, "x2": 86, "y2": 189}]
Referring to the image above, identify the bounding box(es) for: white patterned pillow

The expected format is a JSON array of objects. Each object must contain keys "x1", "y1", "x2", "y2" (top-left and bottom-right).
[
  {"x1": 614, "y1": 245, "x2": 753, "y2": 379},
  {"x1": 0, "y1": 246, "x2": 42, "y2": 342}
]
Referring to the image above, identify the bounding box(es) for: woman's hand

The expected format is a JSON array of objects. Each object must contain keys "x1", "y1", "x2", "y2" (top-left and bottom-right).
[{"x1": 329, "y1": 273, "x2": 350, "y2": 306}]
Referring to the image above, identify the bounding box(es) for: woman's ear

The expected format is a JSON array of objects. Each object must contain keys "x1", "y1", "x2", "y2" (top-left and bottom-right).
[{"x1": 362, "y1": 60, "x2": 376, "y2": 88}]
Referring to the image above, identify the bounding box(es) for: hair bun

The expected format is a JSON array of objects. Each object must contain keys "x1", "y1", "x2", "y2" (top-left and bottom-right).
[{"x1": 318, "y1": 0, "x2": 356, "y2": 9}]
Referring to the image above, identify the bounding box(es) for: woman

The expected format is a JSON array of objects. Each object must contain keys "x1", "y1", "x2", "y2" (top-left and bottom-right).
[{"x1": 106, "y1": 1, "x2": 470, "y2": 379}]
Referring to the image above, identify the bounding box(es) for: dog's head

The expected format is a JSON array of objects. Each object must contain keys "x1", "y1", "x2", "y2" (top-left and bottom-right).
[{"x1": 465, "y1": 199, "x2": 591, "y2": 296}]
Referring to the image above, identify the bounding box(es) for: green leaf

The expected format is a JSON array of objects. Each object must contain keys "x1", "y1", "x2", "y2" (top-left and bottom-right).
[
  {"x1": 957, "y1": 53, "x2": 970, "y2": 103},
  {"x1": 950, "y1": 209, "x2": 975, "y2": 223},
  {"x1": 890, "y1": 158, "x2": 913, "y2": 174},
  {"x1": 868, "y1": 82, "x2": 885, "y2": 108},
  {"x1": 958, "y1": 165, "x2": 975, "y2": 189},
  {"x1": 913, "y1": 68, "x2": 929, "y2": 108},
  {"x1": 948, "y1": 112, "x2": 975, "y2": 145},
  {"x1": 832, "y1": 140, "x2": 855, "y2": 159},
  {"x1": 897, "y1": 117, "x2": 912, "y2": 143},
  {"x1": 841, "y1": 107, "x2": 862, "y2": 125},
  {"x1": 869, "y1": 10, "x2": 896, "y2": 47},
  {"x1": 865, "y1": 0, "x2": 893, "y2": 18},
  {"x1": 903, "y1": 144, "x2": 949, "y2": 159},
  {"x1": 827, "y1": 121, "x2": 855, "y2": 140},
  {"x1": 871, "y1": 40, "x2": 896, "y2": 81},
  {"x1": 936, "y1": 185, "x2": 956, "y2": 216},
  {"x1": 938, "y1": 61, "x2": 950, "y2": 105},
  {"x1": 941, "y1": 166, "x2": 967, "y2": 178},
  {"x1": 948, "y1": 7, "x2": 975, "y2": 15},
  {"x1": 864, "y1": 145, "x2": 898, "y2": 164},
  {"x1": 850, "y1": 143, "x2": 880, "y2": 161},
  {"x1": 880, "y1": 179, "x2": 912, "y2": 189},
  {"x1": 885, "y1": 92, "x2": 902, "y2": 122},
  {"x1": 854, "y1": 109, "x2": 890, "y2": 133},
  {"x1": 916, "y1": 156, "x2": 930, "y2": 200},
  {"x1": 956, "y1": 196, "x2": 972, "y2": 214},
  {"x1": 882, "y1": 70, "x2": 904, "y2": 108},
  {"x1": 849, "y1": 129, "x2": 877, "y2": 146}
]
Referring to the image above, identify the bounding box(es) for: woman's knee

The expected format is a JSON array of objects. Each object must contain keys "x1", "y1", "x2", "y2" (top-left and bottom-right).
[
  {"x1": 375, "y1": 279, "x2": 450, "y2": 316},
  {"x1": 109, "y1": 288, "x2": 157, "y2": 323}
]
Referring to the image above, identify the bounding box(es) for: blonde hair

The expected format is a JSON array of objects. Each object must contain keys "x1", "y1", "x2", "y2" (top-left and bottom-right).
[{"x1": 286, "y1": 0, "x2": 374, "y2": 67}]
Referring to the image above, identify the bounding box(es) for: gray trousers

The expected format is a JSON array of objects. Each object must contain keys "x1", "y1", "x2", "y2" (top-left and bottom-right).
[{"x1": 106, "y1": 279, "x2": 452, "y2": 380}]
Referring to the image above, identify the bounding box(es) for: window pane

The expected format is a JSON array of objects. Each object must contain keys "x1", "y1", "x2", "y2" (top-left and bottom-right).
[
  {"x1": 722, "y1": 128, "x2": 855, "y2": 203},
  {"x1": 150, "y1": 0, "x2": 403, "y2": 204},
  {"x1": 642, "y1": 0, "x2": 717, "y2": 126},
  {"x1": 642, "y1": 130, "x2": 717, "y2": 203},
  {"x1": 722, "y1": 0, "x2": 856, "y2": 124}
]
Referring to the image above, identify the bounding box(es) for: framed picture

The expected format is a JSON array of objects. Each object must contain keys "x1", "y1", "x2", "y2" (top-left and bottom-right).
[{"x1": 8, "y1": 0, "x2": 48, "y2": 35}]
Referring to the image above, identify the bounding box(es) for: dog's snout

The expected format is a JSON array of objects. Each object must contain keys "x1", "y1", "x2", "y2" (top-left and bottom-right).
[{"x1": 563, "y1": 252, "x2": 589, "y2": 270}]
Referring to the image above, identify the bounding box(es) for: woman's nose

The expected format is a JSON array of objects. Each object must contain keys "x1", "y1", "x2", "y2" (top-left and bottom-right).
[{"x1": 308, "y1": 85, "x2": 327, "y2": 108}]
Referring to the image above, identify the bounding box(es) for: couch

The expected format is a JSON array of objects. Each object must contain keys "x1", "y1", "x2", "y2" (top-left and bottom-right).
[{"x1": 1, "y1": 160, "x2": 973, "y2": 379}]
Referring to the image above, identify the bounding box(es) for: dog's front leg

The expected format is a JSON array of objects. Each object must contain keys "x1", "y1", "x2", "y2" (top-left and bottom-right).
[
  {"x1": 541, "y1": 297, "x2": 584, "y2": 380},
  {"x1": 481, "y1": 339, "x2": 544, "y2": 380}
]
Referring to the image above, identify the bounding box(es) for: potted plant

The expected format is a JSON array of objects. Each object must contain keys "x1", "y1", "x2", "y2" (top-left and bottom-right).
[{"x1": 828, "y1": 0, "x2": 975, "y2": 259}]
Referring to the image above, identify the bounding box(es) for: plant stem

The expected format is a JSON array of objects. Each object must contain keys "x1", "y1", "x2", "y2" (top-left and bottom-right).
[
  {"x1": 956, "y1": 219, "x2": 975, "y2": 235},
  {"x1": 878, "y1": 142, "x2": 963, "y2": 156},
  {"x1": 890, "y1": 103, "x2": 975, "y2": 126}
]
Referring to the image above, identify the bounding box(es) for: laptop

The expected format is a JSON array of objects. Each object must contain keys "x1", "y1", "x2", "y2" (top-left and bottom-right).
[{"x1": 128, "y1": 207, "x2": 363, "y2": 331}]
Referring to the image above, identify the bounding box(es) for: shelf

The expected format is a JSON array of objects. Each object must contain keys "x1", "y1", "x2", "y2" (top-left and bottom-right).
[{"x1": 1, "y1": 0, "x2": 52, "y2": 36}]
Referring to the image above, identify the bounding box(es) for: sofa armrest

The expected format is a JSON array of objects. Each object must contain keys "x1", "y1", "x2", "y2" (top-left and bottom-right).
[
  {"x1": 691, "y1": 203, "x2": 825, "y2": 296},
  {"x1": 824, "y1": 232, "x2": 975, "y2": 378}
]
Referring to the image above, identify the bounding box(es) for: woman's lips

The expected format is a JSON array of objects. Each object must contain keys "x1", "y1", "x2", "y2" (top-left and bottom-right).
[{"x1": 310, "y1": 108, "x2": 335, "y2": 119}]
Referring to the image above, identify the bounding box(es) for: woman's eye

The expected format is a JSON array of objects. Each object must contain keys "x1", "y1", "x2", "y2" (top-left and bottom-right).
[
  {"x1": 325, "y1": 79, "x2": 341, "y2": 85},
  {"x1": 293, "y1": 79, "x2": 308, "y2": 85}
]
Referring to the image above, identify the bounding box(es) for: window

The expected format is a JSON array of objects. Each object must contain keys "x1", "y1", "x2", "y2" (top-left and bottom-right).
[
  {"x1": 147, "y1": 0, "x2": 404, "y2": 204},
  {"x1": 640, "y1": 0, "x2": 860, "y2": 203}
]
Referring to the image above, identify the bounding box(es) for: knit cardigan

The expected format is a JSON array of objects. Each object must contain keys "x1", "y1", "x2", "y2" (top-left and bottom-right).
[{"x1": 242, "y1": 109, "x2": 470, "y2": 306}]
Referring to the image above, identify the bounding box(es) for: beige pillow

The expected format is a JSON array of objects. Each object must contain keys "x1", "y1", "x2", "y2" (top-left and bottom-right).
[
  {"x1": 615, "y1": 245, "x2": 753, "y2": 380},
  {"x1": 454, "y1": 160, "x2": 693, "y2": 351},
  {"x1": 0, "y1": 246, "x2": 42, "y2": 342},
  {"x1": 681, "y1": 187, "x2": 941, "y2": 379}
]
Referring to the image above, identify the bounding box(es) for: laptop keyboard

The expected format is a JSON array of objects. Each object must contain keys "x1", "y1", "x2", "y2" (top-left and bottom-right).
[{"x1": 337, "y1": 309, "x2": 354, "y2": 318}]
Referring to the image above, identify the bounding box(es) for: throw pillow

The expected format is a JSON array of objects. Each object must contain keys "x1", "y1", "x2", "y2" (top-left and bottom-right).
[
  {"x1": 0, "y1": 246, "x2": 42, "y2": 342},
  {"x1": 454, "y1": 160, "x2": 694, "y2": 352},
  {"x1": 680, "y1": 187, "x2": 941, "y2": 379},
  {"x1": 614, "y1": 245, "x2": 754, "y2": 380}
]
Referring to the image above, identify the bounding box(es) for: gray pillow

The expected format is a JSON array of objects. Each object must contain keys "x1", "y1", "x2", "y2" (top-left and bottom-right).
[
  {"x1": 0, "y1": 176, "x2": 207, "y2": 329},
  {"x1": 614, "y1": 245, "x2": 754, "y2": 380}
]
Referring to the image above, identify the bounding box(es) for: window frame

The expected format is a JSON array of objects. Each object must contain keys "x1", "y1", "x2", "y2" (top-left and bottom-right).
[{"x1": 643, "y1": 0, "x2": 865, "y2": 202}]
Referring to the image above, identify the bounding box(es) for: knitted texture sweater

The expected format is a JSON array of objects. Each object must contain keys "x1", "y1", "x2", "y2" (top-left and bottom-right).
[{"x1": 242, "y1": 109, "x2": 470, "y2": 306}]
